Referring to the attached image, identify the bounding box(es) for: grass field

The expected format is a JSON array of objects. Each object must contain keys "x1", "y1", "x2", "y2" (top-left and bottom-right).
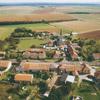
[
  {"x1": 17, "y1": 38, "x2": 47, "y2": 50},
  {"x1": 0, "y1": 23, "x2": 58, "y2": 40}
]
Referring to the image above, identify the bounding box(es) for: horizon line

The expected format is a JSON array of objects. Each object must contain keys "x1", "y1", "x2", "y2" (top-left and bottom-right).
[{"x1": 0, "y1": 2, "x2": 100, "y2": 4}]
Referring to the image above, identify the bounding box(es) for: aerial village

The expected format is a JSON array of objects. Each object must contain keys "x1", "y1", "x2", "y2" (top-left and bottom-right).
[{"x1": 0, "y1": 29, "x2": 100, "y2": 100}]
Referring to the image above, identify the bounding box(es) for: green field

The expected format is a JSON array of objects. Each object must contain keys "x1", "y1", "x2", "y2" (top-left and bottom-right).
[
  {"x1": 0, "y1": 23, "x2": 56, "y2": 40},
  {"x1": 17, "y1": 38, "x2": 47, "y2": 50}
]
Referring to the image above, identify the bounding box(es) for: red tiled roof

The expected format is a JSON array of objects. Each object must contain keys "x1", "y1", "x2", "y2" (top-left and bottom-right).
[
  {"x1": 15, "y1": 74, "x2": 33, "y2": 82},
  {"x1": 0, "y1": 60, "x2": 11, "y2": 68},
  {"x1": 59, "y1": 63, "x2": 81, "y2": 72},
  {"x1": 21, "y1": 62, "x2": 51, "y2": 71}
]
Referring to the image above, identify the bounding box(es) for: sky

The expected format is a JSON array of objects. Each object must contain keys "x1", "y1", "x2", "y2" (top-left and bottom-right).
[{"x1": 0, "y1": 0, "x2": 100, "y2": 3}]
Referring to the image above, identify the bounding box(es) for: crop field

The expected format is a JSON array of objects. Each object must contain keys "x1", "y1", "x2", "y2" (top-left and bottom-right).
[
  {"x1": 51, "y1": 20, "x2": 100, "y2": 33},
  {"x1": 51, "y1": 6, "x2": 100, "y2": 33},
  {"x1": 55, "y1": 6, "x2": 100, "y2": 14},
  {"x1": 0, "y1": 13, "x2": 75, "y2": 23},
  {"x1": 33, "y1": 7, "x2": 55, "y2": 14},
  {"x1": 51, "y1": 11, "x2": 100, "y2": 33},
  {"x1": 78, "y1": 30, "x2": 100, "y2": 40},
  {"x1": 0, "y1": 6, "x2": 39, "y2": 15}
]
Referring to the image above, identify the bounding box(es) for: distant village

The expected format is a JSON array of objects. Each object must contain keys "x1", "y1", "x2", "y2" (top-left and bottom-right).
[{"x1": 0, "y1": 28, "x2": 100, "y2": 100}]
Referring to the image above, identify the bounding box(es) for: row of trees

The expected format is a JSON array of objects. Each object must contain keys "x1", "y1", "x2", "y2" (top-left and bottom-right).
[{"x1": 11, "y1": 28, "x2": 50, "y2": 38}]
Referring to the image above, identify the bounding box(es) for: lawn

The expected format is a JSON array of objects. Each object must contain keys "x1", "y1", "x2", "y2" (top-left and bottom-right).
[
  {"x1": 0, "y1": 23, "x2": 58, "y2": 40},
  {"x1": 17, "y1": 38, "x2": 47, "y2": 50},
  {"x1": 73, "y1": 81, "x2": 100, "y2": 100}
]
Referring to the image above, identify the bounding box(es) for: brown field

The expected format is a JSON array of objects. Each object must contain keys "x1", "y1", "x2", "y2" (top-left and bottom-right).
[
  {"x1": 33, "y1": 7, "x2": 55, "y2": 14},
  {"x1": 0, "y1": 13, "x2": 75, "y2": 23},
  {"x1": 55, "y1": 6, "x2": 100, "y2": 13},
  {"x1": 78, "y1": 30, "x2": 100, "y2": 39},
  {"x1": 51, "y1": 20, "x2": 100, "y2": 33}
]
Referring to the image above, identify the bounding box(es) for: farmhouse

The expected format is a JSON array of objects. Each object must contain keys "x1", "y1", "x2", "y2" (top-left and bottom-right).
[
  {"x1": 59, "y1": 63, "x2": 90, "y2": 74},
  {"x1": 93, "y1": 53, "x2": 100, "y2": 60},
  {"x1": 59, "y1": 63, "x2": 81, "y2": 72},
  {"x1": 0, "y1": 60, "x2": 12, "y2": 70},
  {"x1": 14, "y1": 74, "x2": 33, "y2": 83},
  {"x1": 20, "y1": 62, "x2": 52, "y2": 71},
  {"x1": 23, "y1": 48, "x2": 46, "y2": 59}
]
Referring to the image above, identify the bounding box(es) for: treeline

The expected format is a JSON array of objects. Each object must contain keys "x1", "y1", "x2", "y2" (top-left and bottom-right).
[
  {"x1": 0, "y1": 19, "x2": 77, "y2": 25},
  {"x1": 68, "y1": 12, "x2": 100, "y2": 14},
  {"x1": 0, "y1": 21, "x2": 47, "y2": 25},
  {"x1": 68, "y1": 12, "x2": 91, "y2": 14},
  {"x1": 11, "y1": 28, "x2": 50, "y2": 38}
]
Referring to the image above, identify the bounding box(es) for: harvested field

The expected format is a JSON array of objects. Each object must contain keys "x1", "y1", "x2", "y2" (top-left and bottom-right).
[
  {"x1": 78, "y1": 30, "x2": 100, "y2": 39},
  {"x1": 55, "y1": 6, "x2": 100, "y2": 14},
  {"x1": 51, "y1": 20, "x2": 100, "y2": 33},
  {"x1": 0, "y1": 6, "x2": 38, "y2": 15},
  {"x1": 0, "y1": 6, "x2": 56, "y2": 15},
  {"x1": 33, "y1": 7, "x2": 55, "y2": 14},
  {"x1": 0, "y1": 14, "x2": 75, "y2": 23}
]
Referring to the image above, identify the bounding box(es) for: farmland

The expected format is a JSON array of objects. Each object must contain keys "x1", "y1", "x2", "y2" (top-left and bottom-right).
[
  {"x1": 0, "y1": 23, "x2": 58, "y2": 40},
  {"x1": 51, "y1": 20, "x2": 100, "y2": 33},
  {"x1": 78, "y1": 30, "x2": 100, "y2": 40},
  {"x1": 0, "y1": 5, "x2": 100, "y2": 40},
  {"x1": 51, "y1": 13, "x2": 100, "y2": 33},
  {"x1": 0, "y1": 14, "x2": 75, "y2": 23},
  {"x1": 51, "y1": 6, "x2": 100, "y2": 33}
]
